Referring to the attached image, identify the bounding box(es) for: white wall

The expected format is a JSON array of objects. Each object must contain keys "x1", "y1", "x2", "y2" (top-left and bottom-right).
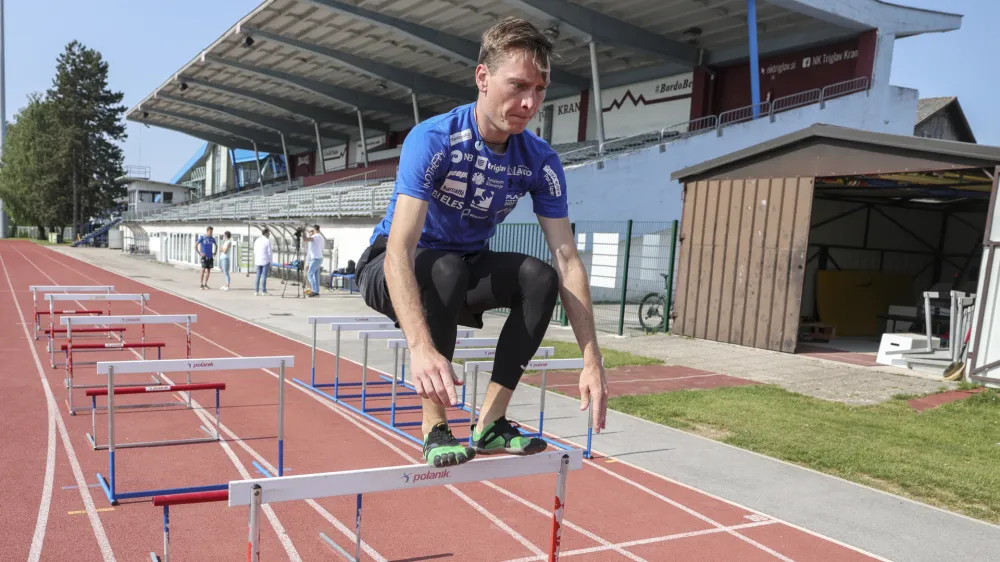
[
  {"x1": 588, "y1": 73, "x2": 694, "y2": 141},
  {"x1": 505, "y1": 85, "x2": 919, "y2": 224},
  {"x1": 139, "y1": 220, "x2": 378, "y2": 274}
]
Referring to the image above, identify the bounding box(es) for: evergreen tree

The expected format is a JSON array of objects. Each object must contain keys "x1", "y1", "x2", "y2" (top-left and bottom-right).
[
  {"x1": 0, "y1": 94, "x2": 71, "y2": 230},
  {"x1": 47, "y1": 40, "x2": 127, "y2": 238}
]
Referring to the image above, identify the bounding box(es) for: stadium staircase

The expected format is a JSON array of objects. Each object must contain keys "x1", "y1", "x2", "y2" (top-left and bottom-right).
[
  {"x1": 122, "y1": 77, "x2": 869, "y2": 225},
  {"x1": 72, "y1": 217, "x2": 122, "y2": 247}
]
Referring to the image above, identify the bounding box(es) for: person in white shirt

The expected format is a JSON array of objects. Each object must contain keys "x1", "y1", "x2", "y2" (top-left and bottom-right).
[
  {"x1": 253, "y1": 228, "x2": 273, "y2": 296},
  {"x1": 219, "y1": 231, "x2": 233, "y2": 290},
  {"x1": 303, "y1": 224, "x2": 326, "y2": 297}
]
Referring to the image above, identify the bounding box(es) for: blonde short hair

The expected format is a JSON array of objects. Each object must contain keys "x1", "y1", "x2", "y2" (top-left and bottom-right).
[{"x1": 478, "y1": 17, "x2": 553, "y2": 76}]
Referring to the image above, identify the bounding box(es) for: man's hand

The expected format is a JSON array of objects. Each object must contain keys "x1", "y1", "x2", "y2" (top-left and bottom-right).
[
  {"x1": 578, "y1": 361, "x2": 608, "y2": 433},
  {"x1": 409, "y1": 343, "x2": 462, "y2": 406}
]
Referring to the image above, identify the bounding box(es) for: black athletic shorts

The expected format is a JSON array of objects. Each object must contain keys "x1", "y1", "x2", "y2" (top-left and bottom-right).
[
  {"x1": 201, "y1": 256, "x2": 214, "y2": 270},
  {"x1": 355, "y1": 235, "x2": 484, "y2": 329}
]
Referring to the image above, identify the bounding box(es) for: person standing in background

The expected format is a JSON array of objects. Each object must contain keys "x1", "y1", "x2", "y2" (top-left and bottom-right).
[
  {"x1": 254, "y1": 228, "x2": 273, "y2": 296},
  {"x1": 195, "y1": 226, "x2": 218, "y2": 290},
  {"x1": 219, "y1": 231, "x2": 233, "y2": 291},
  {"x1": 304, "y1": 224, "x2": 326, "y2": 297}
]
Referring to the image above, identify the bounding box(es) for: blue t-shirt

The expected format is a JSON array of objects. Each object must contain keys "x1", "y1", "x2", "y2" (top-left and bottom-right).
[
  {"x1": 371, "y1": 103, "x2": 569, "y2": 253},
  {"x1": 197, "y1": 235, "x2": 217, "y2": 258}
]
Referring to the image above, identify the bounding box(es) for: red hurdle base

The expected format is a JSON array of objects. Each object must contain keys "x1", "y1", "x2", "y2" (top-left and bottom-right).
[
  {"x1": 86, "y1": 382, "x2": 225, "y2": 452},
  {"x1": 64, "y1": 341, "x2": 169, "y2": 416},
  {"x1": 149, "y1": 490, "x2": 230, "y2": 562}
]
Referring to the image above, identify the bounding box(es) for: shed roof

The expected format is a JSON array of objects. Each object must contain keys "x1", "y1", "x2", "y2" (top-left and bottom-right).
[{"x1": 671, "y1": 124, "x2": 1000, "y2": 183}]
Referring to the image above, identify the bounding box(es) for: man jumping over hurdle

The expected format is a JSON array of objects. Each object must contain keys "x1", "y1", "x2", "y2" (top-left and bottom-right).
[{"x1": 355, "y1": 17, "x2": 608, "y2": 468}]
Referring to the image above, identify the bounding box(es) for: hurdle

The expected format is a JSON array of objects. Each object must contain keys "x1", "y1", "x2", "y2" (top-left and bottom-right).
[
  {"x1": 304, "y1": 316, "x2": 397, "y2": 391},
  {"x1": 237, "y1": 449, "x2": 582, "y2": 562},
  {"x1": 85, "y1": 382, "x2": 224, "y2": 451},
  {"x1": 45, "y1": 293, "x2": 150, "y2": 366},
  {"x1": 61, "y1": 314, "x2": 196, "y2": 416},
  {"x1": 464, "y1": 358, "x2": 598, "y2": 457},
  {"x1": 146, "y1": 450, "x2": 581, "y2": 562},
  {"x1": 92, "y1": 355, "x2": 293, "y2": 506},
  {"x1": 373, "y1": 338, "x2": 555, "y2": 441},
  {"x1": 294, "y1": 327, "x2": 475, "y2": 431},
  {"x1": 29, "y1": 285, "x2": 114, "y2": 340}
]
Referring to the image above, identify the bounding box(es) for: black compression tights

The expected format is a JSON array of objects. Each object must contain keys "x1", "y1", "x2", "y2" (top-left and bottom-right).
[{"x1": 413, "y1": 248, "x2": 560, "y2": 390}]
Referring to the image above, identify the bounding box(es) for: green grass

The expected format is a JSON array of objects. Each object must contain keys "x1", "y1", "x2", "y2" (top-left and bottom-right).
[
  {"x1": 610, "y1": 383, "x2": 1000, "y2": 524},
  {"x1": 452, "y1": 338, "x2": 663, "y2": 369}
]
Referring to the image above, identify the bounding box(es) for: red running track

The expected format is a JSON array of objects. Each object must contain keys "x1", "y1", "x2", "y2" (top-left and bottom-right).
[{"x1": 0, "y1": 240, "x2": 887, "y2": 562}]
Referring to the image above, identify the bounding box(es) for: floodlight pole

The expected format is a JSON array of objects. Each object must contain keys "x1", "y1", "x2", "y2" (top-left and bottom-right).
[{"x1": 0, "y1": 0, "x2": 8, "y2": 239}]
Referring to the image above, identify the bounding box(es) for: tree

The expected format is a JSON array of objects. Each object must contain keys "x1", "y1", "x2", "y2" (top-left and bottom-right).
[
  {"x1": 47, "y1": 40, "x2": 127, "y2": 238},
  {"x1": 0, "y1": 94, "x2": 71, "y2": 230}
]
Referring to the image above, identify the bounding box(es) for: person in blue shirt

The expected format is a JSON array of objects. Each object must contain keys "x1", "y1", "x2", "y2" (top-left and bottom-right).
[
  {"x1": 355, "y1": 17, "x2": 608, "y2": 468},
  {"x1": 195, "y1": 226, "x2": 218, "y2": 290}
]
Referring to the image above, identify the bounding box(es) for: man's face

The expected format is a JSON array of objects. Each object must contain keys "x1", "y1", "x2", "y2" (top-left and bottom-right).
[{"x1": 476, "y1": 49, "x2": 549, "y2": 136}]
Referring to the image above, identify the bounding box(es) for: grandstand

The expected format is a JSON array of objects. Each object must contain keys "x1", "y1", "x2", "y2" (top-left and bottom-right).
[{"x1": 117, "y1": 0, "x2": 963, "y2": 330}]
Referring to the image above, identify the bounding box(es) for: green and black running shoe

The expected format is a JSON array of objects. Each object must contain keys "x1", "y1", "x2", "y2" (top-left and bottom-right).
[
  {"x1": 423, "y1": 423, "x2": 476, "y2": 467},
  {"x1": 471, "y1": 416, "x2": 547, "y2": 456}
]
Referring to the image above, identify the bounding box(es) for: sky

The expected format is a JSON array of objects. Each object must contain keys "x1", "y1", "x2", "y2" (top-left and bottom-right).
[{"x1": 0, "y1": 0, "x2": 996, "y2": 183}]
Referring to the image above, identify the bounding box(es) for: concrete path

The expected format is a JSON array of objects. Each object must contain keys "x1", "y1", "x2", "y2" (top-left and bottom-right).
[{"x1": 52, "y1": 245, "x2": 998, "y2": 562}]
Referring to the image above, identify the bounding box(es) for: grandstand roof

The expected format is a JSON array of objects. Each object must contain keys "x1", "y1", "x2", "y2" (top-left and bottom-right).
[{"x1": 127, "y1": 0, "x2": 961, "y2": 154}]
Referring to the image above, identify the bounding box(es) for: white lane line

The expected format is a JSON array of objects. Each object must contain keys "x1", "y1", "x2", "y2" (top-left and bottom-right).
[
  {"x1": 12, "y1": 246, "x2": 307, "y2": 562},
  {"x1": 0, "y1": 249, "x2": 115, "y2": 562}
]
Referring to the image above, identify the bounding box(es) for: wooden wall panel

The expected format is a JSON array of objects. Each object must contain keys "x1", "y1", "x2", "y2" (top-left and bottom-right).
[
  {"x1": 673, "y1": 176, "x2": 816, "y2": 353},
  {"x1": 695, "y1": 180, "x2": 721, "y2": 339},
  {"x1": 717, "y1": 180, "x2": 744, "y2": 343},
  {"x1": 779, "y1": 177, "x2": 816, "y2": 352},
  {"x1": 706, "y1": 180, "x2": 733, "y2": 341}
]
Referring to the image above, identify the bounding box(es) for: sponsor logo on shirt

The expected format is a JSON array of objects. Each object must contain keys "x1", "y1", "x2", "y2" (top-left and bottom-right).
[
  {"x1": 471, "y1": 188, "x2": 494, "y2": 212},
  {"x1": 485, "y1": 177, "x2": 504, "y2": 189},
  {"x1": 451, "y1": 129, "x2": 472, "y2": 146},
  {"x1": 451, "y1": 150, "x2": 473, "y2": 163},
  {"x1": 504, "y1": 193, "x2": 520, "y2": 209},
  {"x1": 447, "y1": 170, "x2": 468, "y2": 180},
  {"x1": 423, "y1": 151, "x2": 445, "y2": 190},
  {"x1": 508, "y1": 165, "x2": 532, "y2": 177},
  {"x1": 450, "y1": 129, "x2": 472, "y2": 146},
  {"x1": 432, "y1": 188, "x2": 464, "y2": 210},
  {"x1": 542, "y1": 164, "x2": 562, "y2": 197},
  {"x1": 472, "y1": 172, "x2": 485, "y2": 186},
  {"x1": 441, "y1": 178, "x2": 467, "y2": 198},
  {"x1": 475, "y1": 155, "x2": 488, "y2": 170}
]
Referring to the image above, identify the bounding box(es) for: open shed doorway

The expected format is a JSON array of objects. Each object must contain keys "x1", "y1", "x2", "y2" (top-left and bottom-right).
[{"x1": 799, "y1": 168, "x2": 991, "y2": 366}]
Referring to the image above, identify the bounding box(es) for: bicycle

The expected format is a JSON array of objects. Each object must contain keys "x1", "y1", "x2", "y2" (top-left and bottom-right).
[{"x1": 637, "y1": 272, "x2": 672, "y2": 333}]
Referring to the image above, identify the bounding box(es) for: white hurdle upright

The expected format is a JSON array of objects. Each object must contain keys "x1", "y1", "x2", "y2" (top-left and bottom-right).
[
  {"x1": 29, "y1": 285, "x2": 114, "y2": 340},
  {"x1": 60, "y1": 313, "x2": 197, "y2": 416},
  {"x1": 230, "y1": 449, "x2": 583, "y2": 562},
  {"x1": 93, "y1": 355, "x2": 294, "y2": 506},
  {"x1": 44, "y1": 293, "x2": 150, "y2": 366}
]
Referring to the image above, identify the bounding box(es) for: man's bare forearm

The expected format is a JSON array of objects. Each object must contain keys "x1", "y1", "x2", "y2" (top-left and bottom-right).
[
  {"x1": 383, "y1": 245, "x2": 435, "y2": 352},
  {"x1": 554, "y1": 248, "x2": 602, "y2": 366}
]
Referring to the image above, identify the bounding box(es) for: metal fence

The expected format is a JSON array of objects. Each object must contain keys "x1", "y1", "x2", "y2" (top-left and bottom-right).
[{"x1": 487, "y1": 220, "x2": 679, "y2": 336}]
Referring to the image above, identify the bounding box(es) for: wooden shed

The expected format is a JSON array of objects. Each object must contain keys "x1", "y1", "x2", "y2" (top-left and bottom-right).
[{"x1": 669, "y1": 124, "x2": 1000, "y2": 354}]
